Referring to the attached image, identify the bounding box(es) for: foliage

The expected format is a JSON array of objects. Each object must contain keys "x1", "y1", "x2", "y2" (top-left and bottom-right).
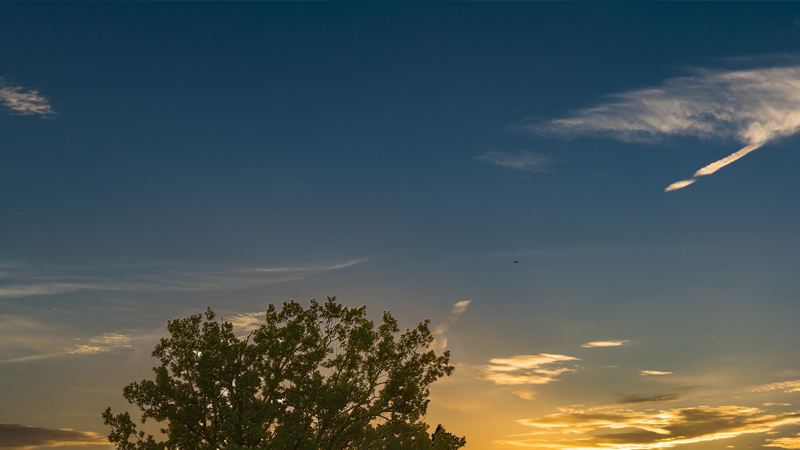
[{"x1": 103, "y1": 297, "x2": 466, "y2": 450}]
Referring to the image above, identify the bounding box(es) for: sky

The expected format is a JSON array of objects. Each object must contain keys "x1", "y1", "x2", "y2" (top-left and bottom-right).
[{"x1": 3, "y1": 3, "x2": 800, "y2": 450}]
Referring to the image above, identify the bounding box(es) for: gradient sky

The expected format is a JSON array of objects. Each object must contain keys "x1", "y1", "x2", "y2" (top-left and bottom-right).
[{"x1": 4, "y1": 3, "x2": 800, "y2": 450}]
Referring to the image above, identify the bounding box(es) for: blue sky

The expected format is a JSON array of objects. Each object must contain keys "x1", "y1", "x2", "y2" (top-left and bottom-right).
[{"x1": 4, "y1": 3, "x2": 800, "y2": 450}]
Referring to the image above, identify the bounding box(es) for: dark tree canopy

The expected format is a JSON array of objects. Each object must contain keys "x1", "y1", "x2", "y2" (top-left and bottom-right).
[{"x1": 103, "y1": 297, "x2": 466, "y2": 450}]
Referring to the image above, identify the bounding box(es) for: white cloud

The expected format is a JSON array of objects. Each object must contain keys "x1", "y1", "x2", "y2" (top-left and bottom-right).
[
  {"x1": 527, "y1": 64, "x2": 800, "y2": 191},
  {"x1": 641, "y1": 370, "x2": 673, "y2": 376},
  {"x1": 475, "y1": 151, "x2": 550, "y2": 172},
  {"x1": 0, "y1": 78, "x2": 57, "y2": 116},
  {"x1": 69, "y1": 333, "x2": 133, "y2": 355},
  {"x1": 431, "y1": 300, "x2": 471, "y2": 354},
  {"x1": 582, "y1": 340, "x2": 629, "y2": 348}
]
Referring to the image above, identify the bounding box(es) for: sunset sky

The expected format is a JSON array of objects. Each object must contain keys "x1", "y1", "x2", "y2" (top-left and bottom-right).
[{"x1": 4, "y1": 3, "x2": 800, "y2": 450}]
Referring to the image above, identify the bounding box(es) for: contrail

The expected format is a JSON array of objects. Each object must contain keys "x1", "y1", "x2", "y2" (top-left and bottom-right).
[{"x1": 665, "y1": 143, "x2": 764, "y2": 192}]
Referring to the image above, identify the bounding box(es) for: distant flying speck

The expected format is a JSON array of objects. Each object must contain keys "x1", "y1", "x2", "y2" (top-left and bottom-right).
[{"x1": 513, "y1": 261, "x2": 519, "y2": 263}]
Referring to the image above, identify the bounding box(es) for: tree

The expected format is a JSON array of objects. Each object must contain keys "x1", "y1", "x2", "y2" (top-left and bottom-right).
[{"x1": 103, "y1": 297, "x2": 466, "y2": 450}]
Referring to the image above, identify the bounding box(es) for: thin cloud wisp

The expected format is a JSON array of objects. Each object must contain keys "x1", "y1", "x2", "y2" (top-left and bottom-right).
[
  {"x1": 528, "y1": 64, "x2": 800, "y2": 191},
  {"x1": 476, "y1": 354, "x2": 580, "y2": 386},
  {"x1": 0, "y1": 78, "x2": 56, "y2": 116},
  {"x1": 475, "y1": 151, "x2": 550, "y2": 172},
  {"x1": 432, "y1": 300, "x2": 471, "y2": 354},
  {"x1": 582, "y1": 340, "x2": 629, "y2": 348}
]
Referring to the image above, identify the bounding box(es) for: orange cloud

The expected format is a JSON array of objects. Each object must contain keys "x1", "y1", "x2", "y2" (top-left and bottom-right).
[
  {"x1": 767, "y1": 434, "x2": 800, "y2": 449},
  {"x1": 513, "y1": 390, "x2": 537, "y2": 401},
  {"x1": 499, "y1": 406, "x2": 800, "y2": 450},
  {"x1": 476, "y1": 354, "x2": 579, "y2": 386},
  {"x1": 753, "y1": 381, "x2": 800, "y2": 394}
]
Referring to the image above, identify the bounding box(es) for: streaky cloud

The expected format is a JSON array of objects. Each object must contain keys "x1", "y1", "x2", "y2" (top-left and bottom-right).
[
  {"x1": 0, "y1": 423, "x2": 106, "y2": 449},
  {"x1": 250, "y1": 259, "x2": 367, "y2": 273},
  {"x1": 0, "y1": 77, "x2": 57, "y2": 116},
  {"x1": 582, "y1": 340, "x2": 629, "y2": 348},
  {"x1": 0, "y1": 258, "x2": 367, "y2": 298},
  {"x1": 767, "y1": 433, "x2": 800, "y2": 449},
  {"x1": 619, "y1": 393, "x2": 680, "y2": 404},
  {"x1": 475, "y1": 151, "x2": 550, "y2": 172},
  {"x1": 0, "y1": 314, "x2": 148, "y2": 365},
  {"x1": 488, "y1": 354, "x2": 580, "y2": 372},
  {"x1": 0, "y1": 283, "x2": 106, "y2": 298},
  {"x1": 69, "y1": 332, "x2": 133, "y2": 355},
  {"x1": 0, "y1": 352, "x2": 72, "y2": 365},
  {"x1": 475, "y1": 353, "x2": 579, "y2": 386},
  {"x1": 752, "y1": 380, "x2": 800, "y2": 394},
  {"x1": 641, "y1": 370, "x2": 672, "y2": 376},
  {"x1": 526, "y1": 64, "x2": 800, "y2": 191},
  {"x1": 502, "y1": 406, "x2": 800, "y2": 449}
]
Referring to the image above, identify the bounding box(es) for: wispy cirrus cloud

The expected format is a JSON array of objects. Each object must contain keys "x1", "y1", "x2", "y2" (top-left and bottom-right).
[
  {"x1": 475, "y1": 151, "x2": 550, "y2": 172},
  {"x1": 227, "y1": 312, "x2": 265, "y2": 337},
  {"x1": 618, "y1": 393, "x2": 681, "y2": 405},
  {"x1": 476, "y1": 354, "x2": 580, "y2": 386},
  {"x1": 582, "y1": 340, "x2": 629, "y2": 348},
  {"x1": 752, "y1": 380, "x2": 800, "y2": 394},
  {"x1": 431, "y1": 300, "x2": 471, "y2": 354},
  {"x1": 0, "y1": 317, "x2": 137, "y2": 365},
  {"x1": 249, "y1": 259, "x2": 366, "y2": 273},
  {"x1": 526, "y1": 63, "x2": 800, "y2": 191},
  {"x1": 0, "y1": 423, "x2": 107, "y2": 449},
  {"x1": 513, "y1": 389, "x2": 538, "y2": 401},
  {"x1": 0, "y1": 259, "x2": 366, "y2": 299},
  {"x1": 69, "y1": 332, "x2": 134, "y2": 355},
  {"x1": 641, "y1": 370, "x2": 673, "y2": 376},
  {"x1": 0, "y1": 313, "x2": 149, "y2": 364},
  {"x1": 0, "y1": 78, "x2": 57, "y2": 116},
  {"x1": 500, "y1": 406, "x2": 800, "y2": 449}
]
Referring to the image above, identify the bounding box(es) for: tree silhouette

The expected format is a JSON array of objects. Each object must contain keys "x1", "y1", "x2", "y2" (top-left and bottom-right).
[{"x1": 103, "y1": 297, "x2": 466, "y2": 450}]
